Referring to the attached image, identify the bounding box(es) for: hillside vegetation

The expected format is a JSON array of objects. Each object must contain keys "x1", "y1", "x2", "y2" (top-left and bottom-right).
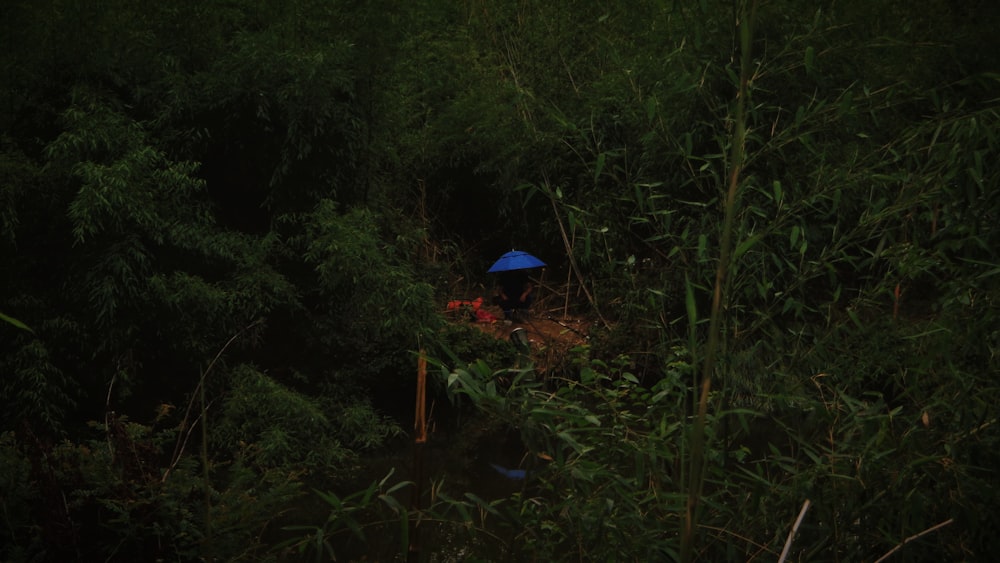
[{"x1": 2, "y1": 1, "x2": 998, "y2": 561}]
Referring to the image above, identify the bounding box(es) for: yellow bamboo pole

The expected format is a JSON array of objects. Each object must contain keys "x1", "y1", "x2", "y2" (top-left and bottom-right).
[{"x1": 408, "y1": 350, "x2": 428, "y2": 562}]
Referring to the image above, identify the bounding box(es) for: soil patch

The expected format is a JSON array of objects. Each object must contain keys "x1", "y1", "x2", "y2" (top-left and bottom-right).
[{"x1": 447, "y1": 303, "x2": 593, "y2": 372}]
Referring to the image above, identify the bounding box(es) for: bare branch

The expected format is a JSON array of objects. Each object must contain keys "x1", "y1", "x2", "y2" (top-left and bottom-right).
[{"x1": 873, "y1": 518, "x2": 954, "y2": 563}]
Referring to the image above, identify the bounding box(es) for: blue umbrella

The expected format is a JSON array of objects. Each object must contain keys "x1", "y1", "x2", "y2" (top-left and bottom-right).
[{"x1": 487, "y1": 250, "x2": 546, "y2": 273}]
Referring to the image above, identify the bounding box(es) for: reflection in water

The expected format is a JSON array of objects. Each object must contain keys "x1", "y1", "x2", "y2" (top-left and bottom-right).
[{"x1": 333, "y1": 416, "x2": 534, "y2": 561}]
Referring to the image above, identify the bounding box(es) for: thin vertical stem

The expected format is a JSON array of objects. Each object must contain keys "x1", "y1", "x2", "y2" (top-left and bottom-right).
[
  {"x1": 681, "y1": 1, "x2": 757, "y2": 560},
  {"x1": 543, "y1": 174, "x2": 609, "y2": 327},
  {"x1": 408, "y1": 349, "x2": 428, "y2": 562},
  {"x1": 200, "y1": 372, "x2": 212, "y2": 556}
]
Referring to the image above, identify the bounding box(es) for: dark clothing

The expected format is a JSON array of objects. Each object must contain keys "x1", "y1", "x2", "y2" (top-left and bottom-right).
[{"x1": 494, "y1": 271, "x2": 533, "y2": 319}]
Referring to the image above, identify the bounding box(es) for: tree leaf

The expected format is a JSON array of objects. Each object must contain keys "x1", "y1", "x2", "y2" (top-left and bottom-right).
[
  {"x1": 594, "y1": 153, "x2": 606, "y2": 181},
  {"x1": 0, "y1": 312, "x2": 33, "y2": 333}
]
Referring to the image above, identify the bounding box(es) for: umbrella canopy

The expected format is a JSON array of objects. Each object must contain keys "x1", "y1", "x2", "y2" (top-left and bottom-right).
[{"x1": 487, "y1": 250, "x2": 547, "y2": 273}]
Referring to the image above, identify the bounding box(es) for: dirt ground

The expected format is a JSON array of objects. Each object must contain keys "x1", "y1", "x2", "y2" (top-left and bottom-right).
[{"x1": 447, "y1": 302, "x2": 594, "y2": 371}]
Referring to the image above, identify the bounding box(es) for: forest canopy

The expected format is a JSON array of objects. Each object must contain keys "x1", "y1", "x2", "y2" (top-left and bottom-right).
[{"x1": 2, "y1": 1, "x2": 998, "y2": 561}]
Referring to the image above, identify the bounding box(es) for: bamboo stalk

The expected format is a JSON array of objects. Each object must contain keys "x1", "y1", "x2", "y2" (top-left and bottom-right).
[
  {"x1": 681, "y1": 2, "x2": 758, "y2": 560},
  {"x1": 164, "y1": 319, "x2": 261, "y2": 483},
  {"x1": 542, "y1": 173, "x2": 609, "y2": 327},
  {"x1": 408, "y1": 349, "x2": 428, "y2": 562},
  {"x1": 414, "y1": 352, "x2": 428, "y2": 445},
  {"x1": 777, "y1": 499, "x2": 811, "y2": 563}
]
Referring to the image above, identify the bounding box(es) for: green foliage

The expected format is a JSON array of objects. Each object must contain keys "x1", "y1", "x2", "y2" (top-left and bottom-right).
[
  {"x1": 441, "y1": 353, "x2": 690, "y2": 560},
  {"x1": 432, "y1": 321, "x2": 520, "y2": 374},
  {"x1": 2, "y1": 0, "x2": 999, "y2": 560},
  {"x1": 44, "y1": 87, "x2": 290, "y2": 336},
  {"x1": 275, "y1": 469, "x2": 415, "y2": 561},
  {"x1": 0, "y1": 432, "x2": 36, "y2": 562},
  {"x1": 213, "y1": 365, "x2": 400, "y2": 473},
  {"x1": 0, "y1": 337, "x2": 75, "y2": 435},
  {"x1": 0, "y1": 416, "x2": 302, "y2": 562},
  {"x1": 746, "y1": 311, "x2": 1000, "y2": 561},
  {"x1": 0, "y1": 140, "x2": 36, "y2": 244},
  {"x1": 299, "y1": 201, "x2": 441, "y2": 385},
  {"x1": 436, "y1": 314, "x2": 999, "y2": 560}
]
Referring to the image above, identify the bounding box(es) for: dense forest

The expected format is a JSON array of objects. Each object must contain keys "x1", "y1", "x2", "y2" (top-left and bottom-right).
[{"x1": 2, "y1": 0, "x2": 998, "y2": 561}]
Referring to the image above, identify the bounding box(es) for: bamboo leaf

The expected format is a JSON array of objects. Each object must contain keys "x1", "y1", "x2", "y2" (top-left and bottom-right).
[
  {"x1": 0, "y1": 312, "x2": 33, "y2": 332},
  {"x1": 685, "y1": 275, "x2": 698, "y2": 325},
  {"x1": 594, "y1": 153, "x2": 606, "y2": 181},
  {"x1": 464, "y1": 492, "x2": 502, "y2": 517},
  {"x1": 734, "y1": 233, "x2": 762, "y2": 259},
  {"x1": 379, "y1": 493, "x2": 407, "y2": 515},
  {"x1": 385, "y1": 480, "x2": 413, "y2": 495}
]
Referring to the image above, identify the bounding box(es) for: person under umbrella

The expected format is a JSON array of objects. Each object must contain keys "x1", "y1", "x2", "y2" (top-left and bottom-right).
[
  {"x1": 494, "y1": 270, "x2": 533, "y2": 321},
  {"x1": 488, "y1": 250, "x2": 546, "y2": 322}
]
